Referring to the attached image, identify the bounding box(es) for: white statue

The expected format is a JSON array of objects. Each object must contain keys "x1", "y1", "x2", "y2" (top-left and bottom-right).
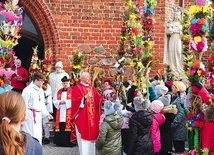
[{"x1": 164, "y1": 7, "x2": 183, "y2": 76}]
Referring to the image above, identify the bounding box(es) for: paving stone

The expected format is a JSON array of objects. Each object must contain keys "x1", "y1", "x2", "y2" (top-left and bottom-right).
[{"x1": 42, "y1": 143, "x2": 100, "y2": 155}]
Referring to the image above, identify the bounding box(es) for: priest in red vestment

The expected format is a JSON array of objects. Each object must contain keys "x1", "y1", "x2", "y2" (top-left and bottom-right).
[{"x1": 71, "y1": 71, "x2": 103, "y2": 155}]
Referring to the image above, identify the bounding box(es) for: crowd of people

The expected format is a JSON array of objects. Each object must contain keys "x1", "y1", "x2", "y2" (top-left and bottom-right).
[{"x1": 0, "y1": 60, "x2": 214, "y2": 155}]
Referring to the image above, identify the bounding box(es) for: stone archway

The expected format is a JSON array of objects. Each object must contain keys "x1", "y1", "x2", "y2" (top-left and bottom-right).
[{"x1": 19, "y1": 0, "x2": 60, "y2": 61}]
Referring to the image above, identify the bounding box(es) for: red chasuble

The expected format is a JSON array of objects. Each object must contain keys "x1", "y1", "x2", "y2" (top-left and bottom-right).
[
  {"x1": 71, "y1": 82, "x2": 103, "y2": 141},
  {"x1": 55, "y1": 88, "x2": 72, "y2": 132}
]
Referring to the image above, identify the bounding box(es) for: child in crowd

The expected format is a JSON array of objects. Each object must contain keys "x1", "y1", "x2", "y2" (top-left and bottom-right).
[
  {"x1": 96, "y1": 101, "x2": 123, "y2": 155},
  {"x1": 156, "y1": 84, "x2": 177, "y2": 155},
  {"x1": 121, "y1": 106, "x2": 132, "y2": 155},
  {"x1": 150, "y1": 100, "x2": 165, "y2": 155},
  {"x1": 0, "y1": 91, "x2": 42, "y2": 155},
  {"x1": 155, "y1": 84, "x2": 171, "y2": 107},
  {"x1": 103, "y1": 79, "x2": 114, "y2": 99},
  {"x1": 171, "y1": 81, "x2": 188, "y2": 154},
  {"x1": 128, "y1": 96, "x2": 154, "y2": 155}
]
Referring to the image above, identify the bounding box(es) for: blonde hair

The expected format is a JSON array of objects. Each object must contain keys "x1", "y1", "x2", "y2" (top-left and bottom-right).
[{"x1": 0, "y1": 91, "x2": 26, "y2": 155}]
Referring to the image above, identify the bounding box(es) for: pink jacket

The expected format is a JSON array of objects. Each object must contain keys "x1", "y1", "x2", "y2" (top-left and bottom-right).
[{"x1": 150, "y1": 113, "x2": 165, "y2": 153}]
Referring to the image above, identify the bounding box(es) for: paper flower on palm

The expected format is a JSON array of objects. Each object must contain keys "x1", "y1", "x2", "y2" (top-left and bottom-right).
[
  {"x1": 43, "y1": 57, "x2": 52, "y2": 63},
  {"x1": 0, "y1": 38, "x2": 18, "y2": 49},
  {"x1": 195, "y1": 0, "x2": 206, "y2": 6},
  {"x1": 0, "y1": 10, "x2": 18, "y2": 22},
  {"x1": 0, "y1": 0, "x2": 23, "y2": 36},
  {"x1": 70, "y1": 51, "x2": 84, "y2": 87},
  {"x1": 142, "y1": 36, "x2": 154, "y2": 48},
  {"x1": 145, "y1": 0, "x2": 157, "y2": 9},
  {"x1": 211, "y1": 1, "x2": 214, "y2": 9},
  {"x1": 189, "y1": 23, "x2": 204, "y2": 36},
  {"x1": 42, "y1": 48, "x2": 52, "y2": 81},
  {"x1": 0, "y1": 67, "x2": 14, "y2": 93},
  {"x1": 29, "y1": 46, "x2": 40, "y2": 76},
  {"x1": 72, "y1": 51, "x2": 84, "y2": 73},
  {"x1": 187, "y1": 61, "x2": 206, "y2": 83},
  {"x1": 190, "y1": 36, "x2": 208, "y2": 52},
  {"x1": 0, "y1": 68, "x2": 15, "y2": 79},
  {"x1": 143, "y1": 14, "x2": 155, "y2": 31},
  {"x1": 0, "y1": 51, "x2": 15, "y2": 68},
  {"x1": 189, "y1": 5, "x2": 209, "y2": 17},
  {"x1": 208, "y1": 72, "x2": 214, "y2": 84}
]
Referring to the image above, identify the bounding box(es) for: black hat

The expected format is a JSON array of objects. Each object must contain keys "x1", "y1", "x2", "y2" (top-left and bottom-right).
[{"x1": 61, "y1": 76, "x2": 70, "y2": 82}]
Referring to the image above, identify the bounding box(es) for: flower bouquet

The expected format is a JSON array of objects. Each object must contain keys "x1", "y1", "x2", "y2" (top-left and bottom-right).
[
  {"x1": 41, "y1": 48, "x2": 52, "y2": 90},
  {"x1": 70, "y1": 51, "x2": 84, "y2": 86},
  {"x1": 0, "y1": 0, "x2": 23, "y2": 69},
  {"x1": 188, "y1": 0, "x2": 210, "y2": 61},
  {"x1": 28, "y1": 46, "x2": 41, "y2": 81},
  {"x1": 186, "y1": 60, "x2": 206, "y2": 83}
]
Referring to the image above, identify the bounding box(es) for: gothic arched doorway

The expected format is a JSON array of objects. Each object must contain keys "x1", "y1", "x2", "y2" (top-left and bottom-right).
[{"x1": 14, "y1": 12, "x2": 44, "y2": 69}]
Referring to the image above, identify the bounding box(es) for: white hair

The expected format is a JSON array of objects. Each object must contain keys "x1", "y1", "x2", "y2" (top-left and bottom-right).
[{"x1": 80, "y1": 71, "x2": 90, "y2": 80}]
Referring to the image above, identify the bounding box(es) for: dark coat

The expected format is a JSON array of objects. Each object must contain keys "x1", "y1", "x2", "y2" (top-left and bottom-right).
[
  {"x1": 126, "y1": 85, "x2": 137, "y2": 112},
  {"x1": 171, "y1": 97, "x2": 188, "y2": 141},
  {"x1": 128, "y1": 110, "x2": 154, "y2": 155},
  {"x1": 159, "y1": 108, "x2": 177, "y2": 155}
]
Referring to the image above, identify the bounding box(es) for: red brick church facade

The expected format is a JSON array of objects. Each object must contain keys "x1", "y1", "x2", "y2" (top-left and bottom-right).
[{"x1": 19, "y1": 0, "x2": 195, "y2": 79}]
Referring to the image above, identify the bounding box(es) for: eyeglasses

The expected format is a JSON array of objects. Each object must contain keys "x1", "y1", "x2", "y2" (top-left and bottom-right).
[{"x1": 37, "y1": 79, "x2": 44, "y2": 82}]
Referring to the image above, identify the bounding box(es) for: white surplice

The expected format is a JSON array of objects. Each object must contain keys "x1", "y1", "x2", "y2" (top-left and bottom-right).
[
  {"x1": 49, "y1": 71, "x2": 69, "y2": 97},
  {"x1": 21, "y1": 82, "x2": 49, "y2": 144},
  {"x1": 44, "y1": 84, "x2": 53, "y2": 113},
  {"x1": 53, "y1": 91, "x2": 71, "y2": 122}
]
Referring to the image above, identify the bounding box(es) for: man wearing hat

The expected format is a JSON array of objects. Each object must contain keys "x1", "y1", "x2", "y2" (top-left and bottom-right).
[
  {"x1": 49, "y1": 61, "x2": 69, "y2": 118},
  {"x1": 53, "y1": 76, "x2": 74, "y2": 147}
]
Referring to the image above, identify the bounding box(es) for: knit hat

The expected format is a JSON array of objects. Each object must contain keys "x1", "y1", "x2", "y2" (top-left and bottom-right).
[
  {"x1": 150, "y1": 100, "x2": 164, "y2": 113},
  {"x1": 149, "y1": 86, "x2": 157, "y2": 102},
  {"x1": 155, "y1": 85, "x2": 169, "y2": 96},
  {"x1": 158, "y1": 94, "x2": 171, "y2": 106},
  {"x1": 133, "y1": 96, "x2": 150, "y2": 112},
  {"x1": 103, "y1": 89, "x2": 113, "y2": 99},
  {"x1": 55, "y1": 61, "x2": 63, "y2": 68},
  {"x1": 104, "y1": 101, "x2": 121, "y2": 115},
  {"x1": 173, "y1": 81, "x2": 186, "y2": 92}
]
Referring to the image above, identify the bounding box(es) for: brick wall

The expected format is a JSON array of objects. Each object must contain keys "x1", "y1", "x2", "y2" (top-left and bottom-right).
[
  {"x1": 45, "y1": 0, "x2": 126, "y2": 73},
  {"x1": 19, "y1": 0, "x2": 205, "y2": 79}
]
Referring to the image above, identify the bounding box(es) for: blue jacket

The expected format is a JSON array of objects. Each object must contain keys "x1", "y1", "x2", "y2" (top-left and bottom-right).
[{"x1": 0, "y1": 132, "x2": 42, "y2": 155}]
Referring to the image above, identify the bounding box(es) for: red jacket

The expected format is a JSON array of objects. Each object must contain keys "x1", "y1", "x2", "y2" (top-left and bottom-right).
[{"x1": 11, "y1": 66, "x2": 29, "y2": 90}]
